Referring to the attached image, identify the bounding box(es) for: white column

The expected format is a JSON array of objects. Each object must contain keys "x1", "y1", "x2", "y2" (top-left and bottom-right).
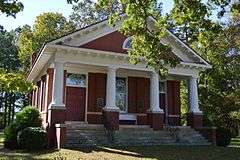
[
  {"x1": 50, "y1": 61, "x2": 65, "y2": 108},
  {"x1": 188, "y1": 77, "x2": 201, "y2": 113},
  {"x1": 105, "y1": 66, "x2": 118, "y2": 110},
  {"x1": 150, "y1": 71, "x2": 163, "y2": 113},
  {"x1": 39, "y1": 80, "x2": 43, "y2": 110}
]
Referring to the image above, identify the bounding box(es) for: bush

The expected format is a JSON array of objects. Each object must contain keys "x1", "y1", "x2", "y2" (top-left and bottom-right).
[
  {"x1": 17, "y1": 127, "x2": 47, "y2": 150},
  {"x1": 4, "y1": 106, "x2": 43, "y2": 149},
  {"x1": 4, "y1": 123, "x2": 18, "y2": 149},
  {"x1": 15, "y1": 106, "x2": 42, "y2": 130},
  {"x1": 216, "y1": 127, "x2": 232, "y2": 146}
]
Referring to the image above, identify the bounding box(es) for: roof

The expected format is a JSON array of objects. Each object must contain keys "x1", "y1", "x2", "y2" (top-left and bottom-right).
[{"x1": 27, "y1": 16, "x2": 211, "y2": 81}]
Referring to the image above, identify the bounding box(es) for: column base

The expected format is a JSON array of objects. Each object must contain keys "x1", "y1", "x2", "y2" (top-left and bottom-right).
[
  {"x1": 47, "y1": 106, "x2": 66, "y2": 148},
  {"x1": 187, "y1": 112, "x2": 203, "y2": 128},
  {"x1": 55, "y1": 124, "x2": 66, "y2": 149},
  {"x1": 102, "y1": 108, "x2": 119, "y2": 130},
  {"x1": 147, "y1": 111, "x2": 164, "y2": 130}
]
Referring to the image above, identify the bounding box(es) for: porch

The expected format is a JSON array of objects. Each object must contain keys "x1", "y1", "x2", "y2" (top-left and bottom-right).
[{"x1": 50, "y1": 61, "x2": 202, "y2": 129}]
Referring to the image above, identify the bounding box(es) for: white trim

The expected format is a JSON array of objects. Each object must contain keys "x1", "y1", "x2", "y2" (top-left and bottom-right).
[
  {"x1": 148, "y1": 16, "x2": 211, "y2": 68},
  {"x1": 166, "y1": 30, "x2": 211, "y2": 68},
  {"x1": 50, "y1": 20, "x2": 109, "y2": 45},
  {"x1": 49, "y1": 14, "x2": 126, "y2": 46},
  {"x1": 180, "y1": 62, "x2": 212, "y2": 69}
]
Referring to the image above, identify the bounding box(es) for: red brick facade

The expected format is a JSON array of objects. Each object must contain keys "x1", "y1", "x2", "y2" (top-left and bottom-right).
[
  {"x1": 187, "y1": 113, "x2": 203, "y2": 128},
  {"x1": 31, "y1": 71, "x2": 183, "y2": 127}
]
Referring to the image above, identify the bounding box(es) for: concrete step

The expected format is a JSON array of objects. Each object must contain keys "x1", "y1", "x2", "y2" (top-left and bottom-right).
[
  {"x1": 64, "y1": 124, "x2": 211, "y2": 147},
  {"x1": 66, "y1": 124, "x2": 105, "y2": 130}
]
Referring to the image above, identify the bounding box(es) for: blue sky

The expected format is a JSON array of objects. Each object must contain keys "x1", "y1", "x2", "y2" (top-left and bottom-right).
[{"x1": 0, "y1": 0, "x2": 173, "y2": 31}]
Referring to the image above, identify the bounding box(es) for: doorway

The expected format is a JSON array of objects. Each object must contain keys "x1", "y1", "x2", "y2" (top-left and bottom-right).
[{"x1": 65, "y1": 73, "x2": 86, "y2": 121}]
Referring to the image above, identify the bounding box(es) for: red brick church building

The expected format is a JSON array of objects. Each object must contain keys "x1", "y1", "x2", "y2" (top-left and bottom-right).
[{"x1": 28, "y1": 16, "x2": 215, "y2": 148}]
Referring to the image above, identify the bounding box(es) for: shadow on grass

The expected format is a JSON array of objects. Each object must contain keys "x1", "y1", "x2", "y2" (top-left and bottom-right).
[
  {"x1": 64, "y1": 145, "x2": 240, "y2": 160},
  {"x1": 0, "y1": 145, "x2": 239, "y2": 160}
]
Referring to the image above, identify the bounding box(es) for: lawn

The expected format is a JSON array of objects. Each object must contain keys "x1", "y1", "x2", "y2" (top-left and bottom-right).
[
  {"x1": 0, "y1": 146, "x2": 239, "y2": 160},
  {"x1": 0, "y1": 132, "x2": 239, "y2": 160}
]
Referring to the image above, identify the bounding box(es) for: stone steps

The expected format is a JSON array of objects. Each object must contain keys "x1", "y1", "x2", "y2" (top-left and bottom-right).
[
  {"x1": 229, "y1": 136, "x2": 240, "y2": 147},
  {"x1": 64, "y1": 123, "x2": 211, "y2": 148}
]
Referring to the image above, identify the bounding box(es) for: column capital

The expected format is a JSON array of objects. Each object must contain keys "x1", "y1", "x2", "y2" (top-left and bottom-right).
[
  {"x1": 190, "y1": 75, "x2": 199, "y2": 80},
  {"x1": 107, "y1": 65, "x2": 118, "y2": 71}
]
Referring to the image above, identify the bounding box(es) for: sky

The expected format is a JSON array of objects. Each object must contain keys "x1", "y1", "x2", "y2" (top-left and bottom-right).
[{"x1": 0, "y1": 0, "x2": 173, "y2": 31}]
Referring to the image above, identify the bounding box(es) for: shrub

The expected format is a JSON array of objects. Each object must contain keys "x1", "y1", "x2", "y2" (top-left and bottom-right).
[
  {"x1": 15, "y1": 106, "x2": 42, "y2": 130},
  {"x1": 4, "y1": 122, "x2": 18, "y2": 149},
  {"x1": 4, "y1": 106, "x2": 43, "y2": 149},
  {"x1": 17, "y1": 127, "x2": 47, "y2": 150},
  {"x1": 216, "y1": 127, "x2": 232, "y2": 146}
]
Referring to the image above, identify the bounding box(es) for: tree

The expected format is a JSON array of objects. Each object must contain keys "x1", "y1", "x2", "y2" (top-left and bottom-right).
[
  {"x1": 169, "y1": 0, "x2": 211, "y2": 43},
  {"x1": 0, "y1": 29, "x2": 34, "y2": 128},
  {"x1": 70, "y1": 0, "x2": 116, "y2": 28},
  {"x1": 0, "y1": 0, "x2": 23, "y2": 17},
  {"x1": 18, "y1": 12, "x2": 76, "y2": 72},
  {"x1": 195, "y1": 13, "x2": 240, "y2": 135},
  {"x1": 66, "y1": 0, "x2": 239, "y2": 75},
  {"x1": 0, "y1": 30, "x2": 20, "y2": 71}
]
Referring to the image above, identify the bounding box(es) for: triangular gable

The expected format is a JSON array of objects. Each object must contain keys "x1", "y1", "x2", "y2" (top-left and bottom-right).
[
  {"x1": 48, "y1": 16, "x2": 211, "y2": 68},
  {"x1": 80, "y1": 31, "x2": 128, "y2": 54}
]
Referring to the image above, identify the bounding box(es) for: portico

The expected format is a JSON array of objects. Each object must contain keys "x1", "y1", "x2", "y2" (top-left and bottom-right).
[{"x1": 44, "y1": 51, "x2": 203, "y2": 131}]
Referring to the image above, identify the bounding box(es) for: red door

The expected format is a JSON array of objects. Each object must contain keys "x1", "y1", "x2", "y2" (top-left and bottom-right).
[{"x1": 66, "y1": 86, "x2": 86, "y2": 121}]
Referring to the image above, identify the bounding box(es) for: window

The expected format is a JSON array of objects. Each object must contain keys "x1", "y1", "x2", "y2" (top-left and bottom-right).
[
  {"x1": 116, "y1": 77, "x2": 127, "y2": 112},
  {"x1": 66, "y1": 73, "x2": 86, "y2": 87},
  {"x1": 122, "y1": 37, "x2": 132, "y2": 50},
  {"x1": 159, "y1": 81, "x2": 166, "y2": 93}
]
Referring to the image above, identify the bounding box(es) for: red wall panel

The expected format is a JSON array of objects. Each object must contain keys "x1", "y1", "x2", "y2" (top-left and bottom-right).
[
  {"x1": 167, "y1": 80, "x2": 181, "y2": 125},
  {"x1": 128, "y1": 77, "x2": 150, "y2": 114},
  {"x1": 80, "y1": 31, "x2": 128, "y2": 54},
  {"x1": 87, "y1": 73, "x2": 107, "y2": 112},
  {"x1": 66, "y1": 87, "x2": 86, "y2": 121}
]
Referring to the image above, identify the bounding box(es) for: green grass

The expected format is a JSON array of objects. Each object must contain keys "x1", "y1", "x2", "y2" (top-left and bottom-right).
[
  {"x1": 0, "y1": 131, "x2": 239, "y2": 160},
  {"x1": 0, "y1": 146, "x2": 239, "y2": 160}
]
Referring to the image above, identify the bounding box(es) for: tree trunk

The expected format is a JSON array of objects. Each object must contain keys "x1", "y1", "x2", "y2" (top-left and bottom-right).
[
  {"x1": 11, "y1": 94, "x2": 15, "y2": 122},
  {"x1": 4, "y1": 92, "x2": 9, "y2": 127}
]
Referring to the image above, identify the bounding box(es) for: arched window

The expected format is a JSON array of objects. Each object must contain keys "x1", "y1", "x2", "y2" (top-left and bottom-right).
[{"x1": 122, "y1": 37, "x2": 132, "y2": 50}]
